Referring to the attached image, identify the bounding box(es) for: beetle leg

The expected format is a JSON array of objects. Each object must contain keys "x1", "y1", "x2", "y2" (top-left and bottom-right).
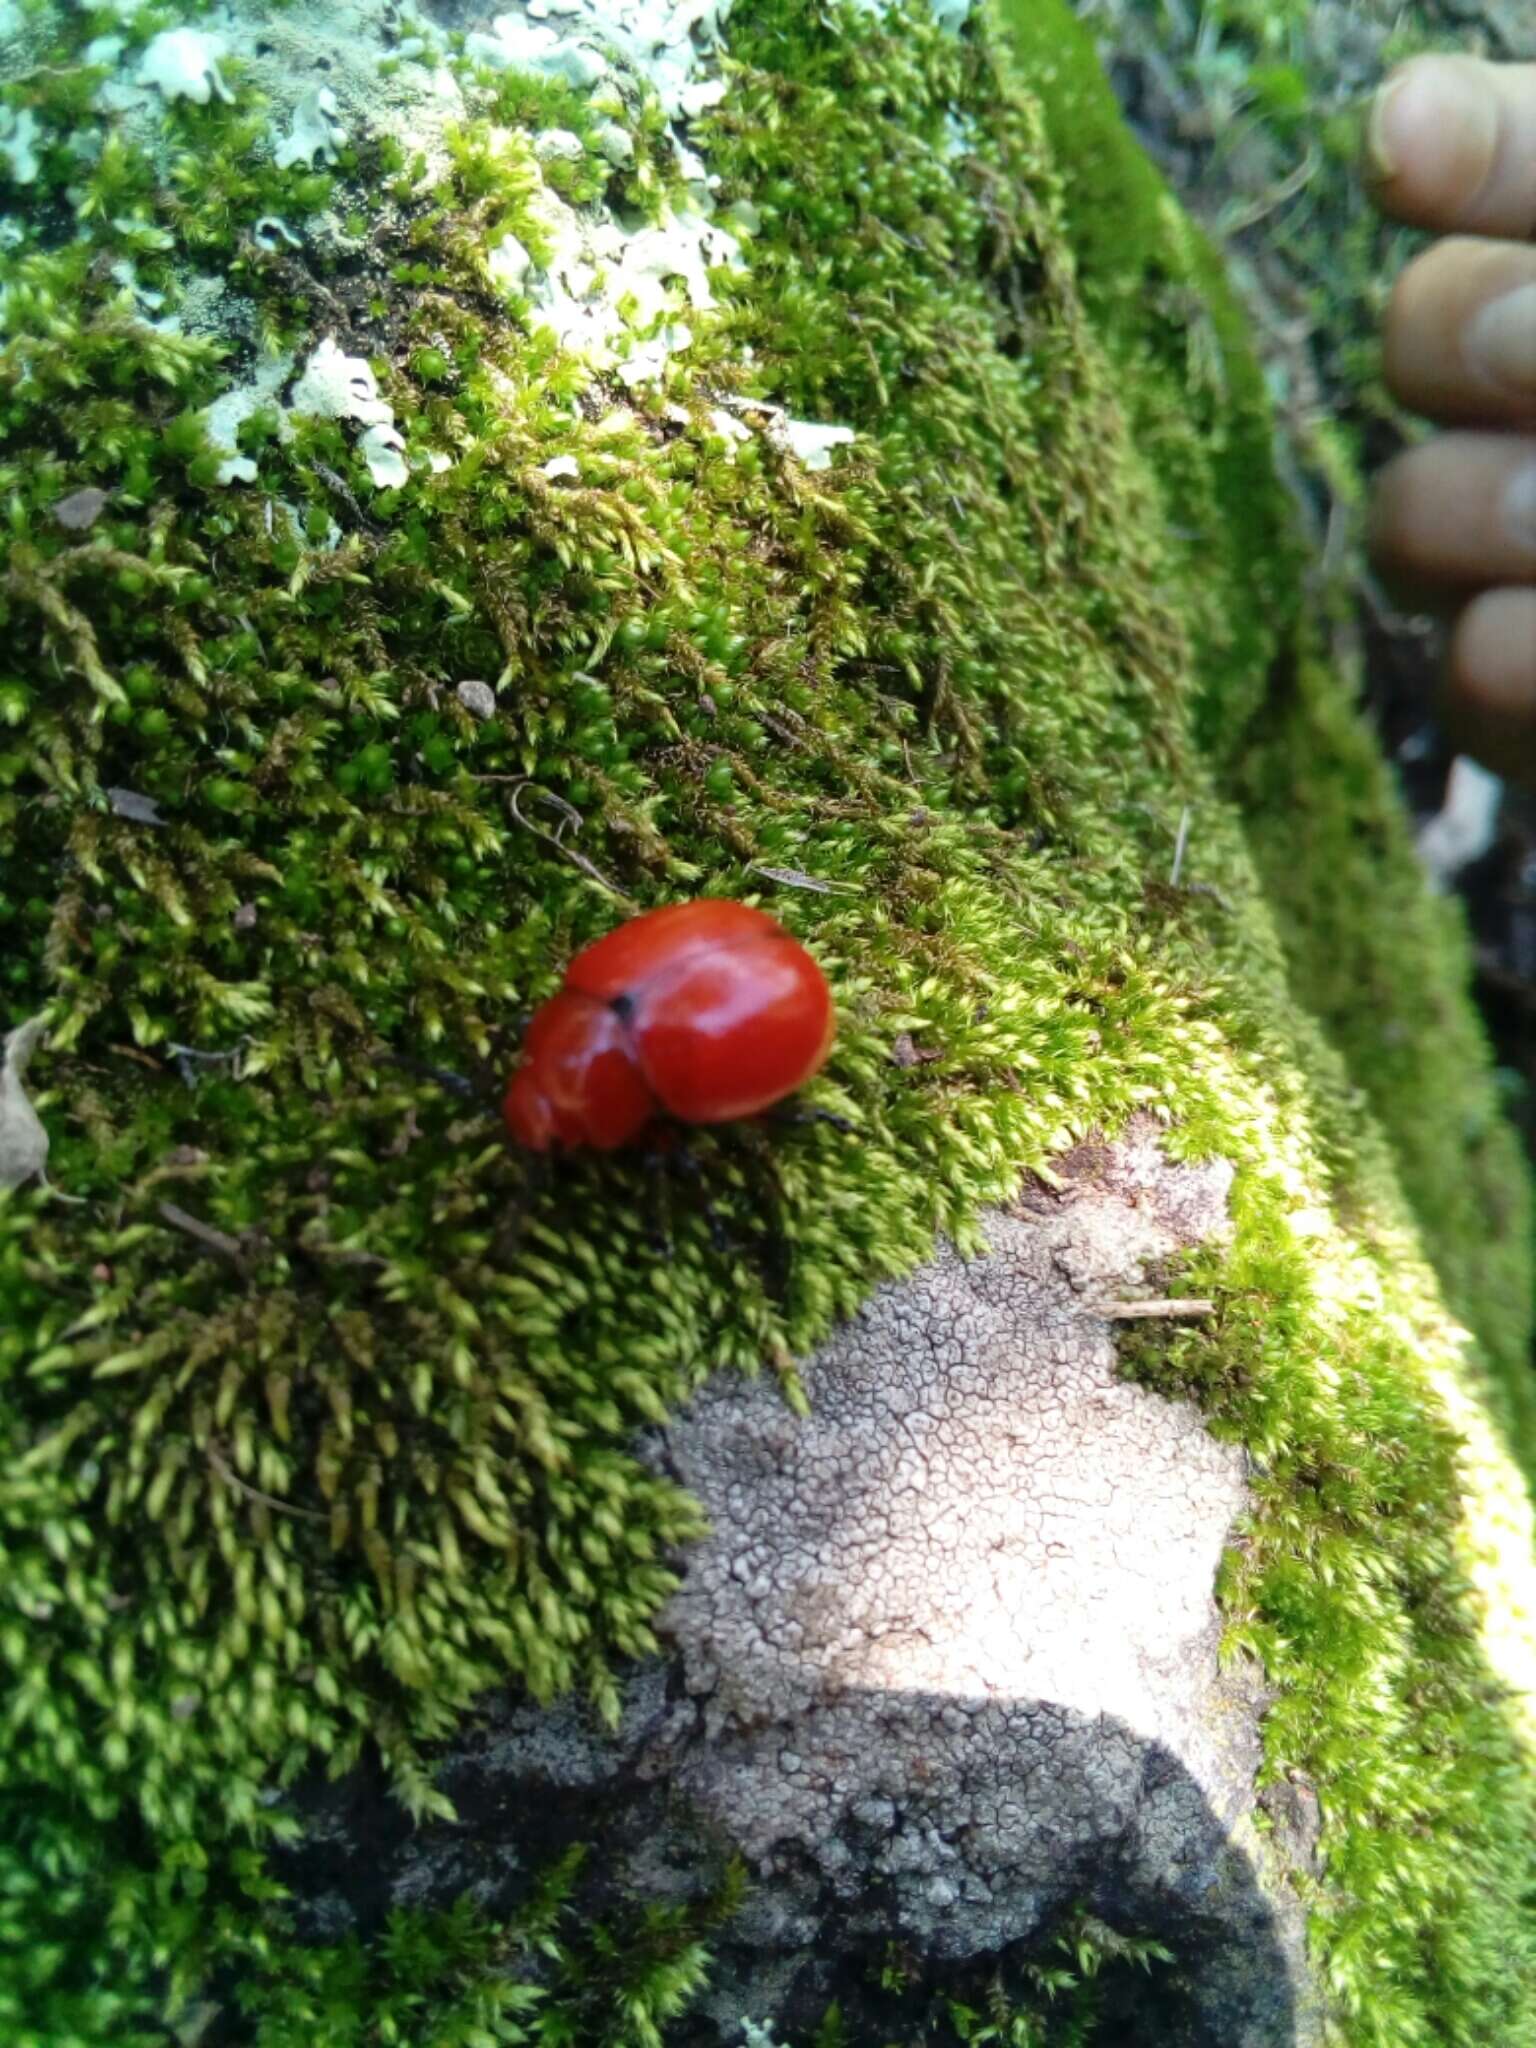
[
  {"x1": 640, "y1": 1142, "x2": 676, "y2": 1252},
  {"x1": 637, "y1": 1133, "x2": 741, "y2": 1254}
]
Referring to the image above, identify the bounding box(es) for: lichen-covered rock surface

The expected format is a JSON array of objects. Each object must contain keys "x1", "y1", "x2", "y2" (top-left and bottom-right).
[
  {"x1": 3, "y1": 1, "x2": 1536, "y2": 2043},
  {"x1": 277, "y1": 1124, "x2": 1315, "y2": 2044}
]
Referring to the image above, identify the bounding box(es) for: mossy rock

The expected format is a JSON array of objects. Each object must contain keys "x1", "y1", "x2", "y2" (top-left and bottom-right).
[{"x1": 2, "y1": 1, "x2": 1536, "y2": 2043}]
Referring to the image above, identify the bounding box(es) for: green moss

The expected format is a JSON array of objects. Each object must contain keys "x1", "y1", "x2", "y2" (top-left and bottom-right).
[
  {"x1": 2, "y1": 1, "x2": 1536, "y2": 2043},
  {"x1": 228, "y1": 1849, "x2": 745, "y2": 2048},
  {"x1": 1234, "y1": 650, "x2": 1536, "y2": 1457},
  {"x1": 5, "y1": 1828, "x2": 741, "y2": 2048},
  {"x1": 991, "y1": 0, "x2": 1302, "y2": 758},
  {"x1": 1016, "y1": 0, "x2": 1536, "y2": 1446},
  {"x1": 1121, "y1": 1133, "x2": 1536, "y2": 2044}
]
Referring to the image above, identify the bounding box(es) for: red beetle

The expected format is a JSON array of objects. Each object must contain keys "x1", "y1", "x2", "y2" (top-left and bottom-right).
[{"x1": 503, "y1": 899, "x2": 836, "y2": 1151}]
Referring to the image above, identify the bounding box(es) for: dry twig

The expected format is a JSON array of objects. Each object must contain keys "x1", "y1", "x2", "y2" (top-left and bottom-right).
[
  {"x1": 207, "y1": 1443, "x2": 327, "y2": 1523},
  {"x1": 1100, "y1": 1297, "x2": 1215, "y2": 1321},
  {"x1": 158, "y1": 1201, "x2": 250, "y2": 1265},
  {"x1": 474, "y1": 777, "x2": 638, "y2": 906}
]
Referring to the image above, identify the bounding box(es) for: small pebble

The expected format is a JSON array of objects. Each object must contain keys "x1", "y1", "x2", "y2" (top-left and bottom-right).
[
  {"x1": 534, "y1": 128, "x2": 585, "y2": 163},
  {"x1": 53, "y1": 486, "x2": 109, "y2": 531},
  {"x1": 592, "y1": 120, "x2": 633, "y2": 165},
  {"x1": 106, "y1": 786, "x2": 165, "y2": 826},
  {"x1": 456, "y1": 679, "x2": 496, "y2": 719}
]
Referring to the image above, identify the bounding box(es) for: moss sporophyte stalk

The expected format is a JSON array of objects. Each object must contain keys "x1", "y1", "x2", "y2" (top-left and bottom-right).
[{"x1": 2, "y1": 0, "x2": 1536, "y2": 2041}]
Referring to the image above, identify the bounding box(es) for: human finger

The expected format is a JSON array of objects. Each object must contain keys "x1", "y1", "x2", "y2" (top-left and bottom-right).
[
  {"x1": 1368, "y1": 56, "x2": 1536, "y2": 239},
  {"x1": 1369, "y1": 432, "x2": 1536, "y2": 589},
  {"x1": 1385, "y1": 236, "x2": 1536, "y2": 426}
]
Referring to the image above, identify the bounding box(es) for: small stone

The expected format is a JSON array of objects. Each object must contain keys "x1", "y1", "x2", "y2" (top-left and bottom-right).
[
  {"x1": 106, "y1": 787, "x2": 165, "y2": 826},
  {"x1": 53, "y1": 486, "x2": 109, "y2": 532},
  {"x1": 592, "y1": 120, "x2": 634, "y2": 165},
  {"x1": 233, "y1": 903, "x2": 258, "y2": 930},
  {"x1": 540, "y1": 454, "x2": 580, "y2": 481},
  {"x1": 534, "y1": 128, "x2": 586, "y2": 163},
  {"x1": 455, "y1": 680, "x2": 497, "y2": 720},
  {"x1": 0, "y1": 1016, "x2": 48, "y2": 1193}
]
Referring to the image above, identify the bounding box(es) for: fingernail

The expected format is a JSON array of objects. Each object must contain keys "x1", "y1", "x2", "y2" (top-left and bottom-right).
[
  {"x1": 1503, "y1": 463, "x2": 1536, "y2": 555},
  {"x1": 1367, "y1": 58, "x2": 1491, "y2": 185},
  {"x1": 1467, "y1": 283, "x2": 1536, "y2": 397},
  {"x1": 1367, "y1": 70, "x2": 1412, "y2": 180}
]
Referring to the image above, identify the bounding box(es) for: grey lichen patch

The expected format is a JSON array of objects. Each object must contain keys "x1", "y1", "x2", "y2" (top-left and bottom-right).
[
  {"x1": 644, "y1": 1123, "x2": 1314, "y2": 2038},
  {"x1": 659, "y1": 1124, "x2": 1244, "y2": 1782},
  {"x1": 93, "y1": 4, "x2": 459, "y2": 180},
  {"x1": 274, "y1": 1128, "x2": 1315, "y2": 2042},
  {"x1": 0, "y1": 2, "x2": 47, "y2": 91},
  {"x1": 663, "y1": 1122, "x2": 1253, "y2": 1794}
]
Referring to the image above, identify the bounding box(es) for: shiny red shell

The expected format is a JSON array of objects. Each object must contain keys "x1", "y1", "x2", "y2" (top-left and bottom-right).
[{"x1": 503, "y1": 899, "x2": 835, "y2": 1151}]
